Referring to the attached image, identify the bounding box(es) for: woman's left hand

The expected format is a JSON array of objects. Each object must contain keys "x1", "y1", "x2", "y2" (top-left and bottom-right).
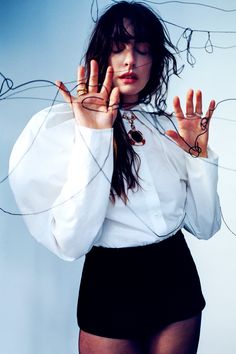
[{"x1": 165, "y1": 89, "x2": 215, "y2": 157}]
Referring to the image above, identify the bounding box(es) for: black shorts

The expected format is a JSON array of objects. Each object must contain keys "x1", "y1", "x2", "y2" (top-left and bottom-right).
[{"x1": 77, "y1": 230, "x2": 205, "y2": 339}]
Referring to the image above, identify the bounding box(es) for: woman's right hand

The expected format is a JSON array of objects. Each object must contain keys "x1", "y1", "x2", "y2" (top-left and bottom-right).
[{"x1": 56, "y1": 59, "x2": 120, "y2": 129}]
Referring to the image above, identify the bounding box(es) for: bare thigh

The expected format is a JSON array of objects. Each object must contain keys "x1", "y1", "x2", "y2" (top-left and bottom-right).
[
  {"x1": 79, "y1": 330, "x2": 144, "y2": 354},
  {"x1": 148, "y1": 314, "x2": 202, "y2": 354}
]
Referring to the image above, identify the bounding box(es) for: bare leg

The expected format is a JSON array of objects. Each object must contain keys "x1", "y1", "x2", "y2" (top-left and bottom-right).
[
  {"x1": 148, "y1": 314, "x2": 202, "y2": 354},
  {"x1": 79, "y1": 329, "x2": 144, "y2": 354}
]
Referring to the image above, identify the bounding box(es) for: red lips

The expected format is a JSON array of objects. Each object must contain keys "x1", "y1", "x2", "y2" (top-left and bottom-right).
[
  {"x1": 119, "y1": 71, "x2": 138, "y2": 80},
  {"x1": 118, "y1": 72, "x2": 138, "y2": 85}
]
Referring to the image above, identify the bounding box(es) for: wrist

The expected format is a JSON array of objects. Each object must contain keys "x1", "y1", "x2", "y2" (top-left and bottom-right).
[{"x1": 199, "y1": 151, "x2": 208, "y2": 158}]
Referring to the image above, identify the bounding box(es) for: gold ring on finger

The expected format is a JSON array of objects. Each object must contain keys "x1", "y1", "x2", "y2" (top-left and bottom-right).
[{"x1": 77, "y1": 88, "x2": 88, "y2": 96}]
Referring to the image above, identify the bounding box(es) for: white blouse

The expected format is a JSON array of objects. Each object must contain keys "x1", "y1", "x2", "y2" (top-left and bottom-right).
[{"x1": 9, "y1": 103, "x2": 221, "y2": 261}]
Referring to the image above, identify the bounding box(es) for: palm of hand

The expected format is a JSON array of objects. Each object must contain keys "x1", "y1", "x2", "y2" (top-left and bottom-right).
[
  {"x1": 176, "y1": 115, "x2": 208, "y2": 156},
  {"x1": 75, "y1": 94, "x2": 116, "y2": 129},
  {"x1": 166, "y1": 90, "x2": 215, "y2": 158},
  {"x1": 56, "y1": 60, "x2": 119, "y2": 129}
]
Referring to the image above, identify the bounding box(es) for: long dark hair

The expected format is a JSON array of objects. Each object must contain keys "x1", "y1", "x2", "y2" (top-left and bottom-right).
[{"x1": 83, "y1": 1, "x2": 178, "y2": 202}]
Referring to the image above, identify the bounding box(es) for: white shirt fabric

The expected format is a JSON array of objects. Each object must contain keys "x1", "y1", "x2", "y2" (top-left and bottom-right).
[{"x1": 9, "y1": 103, "x2": 221, "y2": 261}]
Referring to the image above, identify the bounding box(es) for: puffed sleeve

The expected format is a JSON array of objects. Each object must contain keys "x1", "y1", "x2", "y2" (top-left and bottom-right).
[
  {"x1": 9, "y1": 103, "x2": 114, "y2": 260},
  {"x1": 183, "y1": 148, "x2": 221, "y2": 239}
]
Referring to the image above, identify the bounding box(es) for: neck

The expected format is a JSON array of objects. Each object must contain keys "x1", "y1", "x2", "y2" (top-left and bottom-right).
[{"x1": 120, "y1": 98, "x2": 139, "y2": 110}]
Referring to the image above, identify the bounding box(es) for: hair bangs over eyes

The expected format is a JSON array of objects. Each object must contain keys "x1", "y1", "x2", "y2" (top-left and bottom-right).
[{"x1": 111, "y1": 17, "x2": 152, "y2": 47}]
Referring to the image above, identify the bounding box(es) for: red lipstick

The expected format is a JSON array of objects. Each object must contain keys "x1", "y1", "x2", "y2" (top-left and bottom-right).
[{"x1": 119, "y1": 72, "x2": 138, "y2": 84}]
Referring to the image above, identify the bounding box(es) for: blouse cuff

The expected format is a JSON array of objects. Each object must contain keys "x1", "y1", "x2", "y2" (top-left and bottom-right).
[{"x1": 184, "y1": 146, "x2": 219, "y2": 180}]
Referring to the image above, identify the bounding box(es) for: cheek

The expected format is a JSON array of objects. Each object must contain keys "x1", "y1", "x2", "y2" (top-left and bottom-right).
[
  {"x1": 108, "y1": 53, "x2": 113, "y2": 67},
  {"x1": 138, "y1": 56, "x2": 152, "y2": 73},
  {"x1": 108, "y1": 55, "x2": 119, "y2": 70},
  {"x1": 144, "y1": 61, "x2": 152, "y2": 81},
  {"x1": 148, "y1": 58, "x2": 153, "y2": 72}
]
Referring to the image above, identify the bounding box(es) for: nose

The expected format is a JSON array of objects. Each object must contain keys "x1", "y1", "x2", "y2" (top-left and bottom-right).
[{"x1": 124, "y1": 47, "x2": 135, "y2": 69}]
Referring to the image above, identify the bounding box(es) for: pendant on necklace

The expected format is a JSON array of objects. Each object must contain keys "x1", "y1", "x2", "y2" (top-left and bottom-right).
[
  {"x1": 122, "y1": 112, "x2": 145, "y2": 146},
  {"x1": 128, "y1": 128, "x2": 145, "y2": 146}
]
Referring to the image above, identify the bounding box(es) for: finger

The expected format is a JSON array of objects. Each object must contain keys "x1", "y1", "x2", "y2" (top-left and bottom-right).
[
  {"x1": 173, "y1": 96, "x2": 184, "y2": 119},
  {"x1": 195, "y1": 90, "x2": 203, "y2": 115},
  {"x1": 199, "y1": 99, "x2": 215, "y2": 132},
  {"x1": 109, "y1": 87, "x2": 120, "y2": 120},
  {"x1": 205, "y1": 99, "x2": 215, "y2": 119},
  {"x1": 100, "y1": 66, "x2": 114, "y2": 96},
  {"x1": 77, "y1": 65, "x2": 87, "y2": 92},
  {"x1": 186, "y1": 89, "x2": 194, "y2": 116},
  {"x1": 88, "y1": 59, "x2": 98, "y2": 93},
  {"x1": 55, "y1": 80, "x2": 73, "y2": 104}
]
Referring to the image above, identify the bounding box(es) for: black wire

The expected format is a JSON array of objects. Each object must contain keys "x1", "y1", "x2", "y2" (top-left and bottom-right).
[
  {"x1": 1, "y1": 75, "x2": 236, "y2": 237},
  {"x1": 2, "y1": 0, "x2": 236, "y2": 235},
  {"x1": 90, "y1": 0, "x2": 99, "y2": 22},
  {"x1": 140, "y1": 0, "x2": 236, "y2": 13}
]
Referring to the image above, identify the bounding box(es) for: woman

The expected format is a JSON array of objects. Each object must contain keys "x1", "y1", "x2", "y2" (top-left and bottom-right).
[{"x1": 9, "y1": 1, "x2": 221, "y2": 353}]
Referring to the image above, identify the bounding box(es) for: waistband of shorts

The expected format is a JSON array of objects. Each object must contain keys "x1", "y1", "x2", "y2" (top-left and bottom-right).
[{"x1": 87, "y1": 229, "x2": 185, "y2": 258}]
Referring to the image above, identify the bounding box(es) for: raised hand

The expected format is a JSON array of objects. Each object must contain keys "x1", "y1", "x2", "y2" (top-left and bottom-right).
[
  {"x1": 56, "y1": 60, "x2": 120, "y2": 129},
  {"x1": 165, "y1": 89, "x2": 215, "y2": 157}
]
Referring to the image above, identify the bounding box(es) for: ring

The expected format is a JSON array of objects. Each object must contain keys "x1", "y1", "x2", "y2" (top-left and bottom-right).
[
  {"x1": 77, "y1": 88, "x2": 88, "y2": 96},
  {"x1": 195, "y1": 112, "x2": 203, "y2": 118},
  {"x1": 186, "y1": 113, "x2": 195, "y2": 118},
  {"x1": 185, "y1": 112, "x2": 203, "y2": 118}
]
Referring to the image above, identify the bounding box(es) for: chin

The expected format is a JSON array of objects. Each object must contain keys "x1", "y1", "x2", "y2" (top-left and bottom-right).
[{"x1": 120, "y1": 89, "x2": 139, "y2": 98}]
